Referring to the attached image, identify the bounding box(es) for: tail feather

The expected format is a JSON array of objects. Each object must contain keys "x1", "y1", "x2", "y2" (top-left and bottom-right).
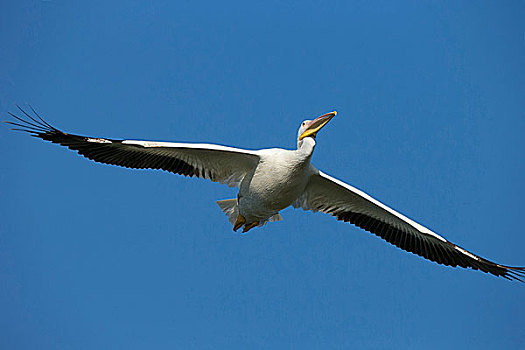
[
  {"x1": 216, "y1": 198, "x2": 283, "y2": 228},
  {"x1": 216, "y1": 198, "x2": 239, "y2": 224}
]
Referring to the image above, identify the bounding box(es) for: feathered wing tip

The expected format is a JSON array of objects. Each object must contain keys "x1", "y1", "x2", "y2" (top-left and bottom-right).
[
  {"x1": 5, "y1": 104, "x2": 58, "y2": 136},
  {"x1": 499, "y1": 265, "x2": 525, "y2": 283}
]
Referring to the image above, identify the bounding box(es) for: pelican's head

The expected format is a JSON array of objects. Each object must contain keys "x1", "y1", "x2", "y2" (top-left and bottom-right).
[{"x1": 297, "y1": 111, "x2": 336, "y2": 142}]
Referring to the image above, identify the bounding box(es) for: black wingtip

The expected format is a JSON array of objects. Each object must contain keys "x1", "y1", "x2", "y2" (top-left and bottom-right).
[
  {"x1": 28, "y1": 104, "x2": 57, "y2": 130},
  {"x1": 505, "y1": 266, "x2": 525, "y2": 283},
  {"x1": 7, "y1": 104, "x2": 57, "y2": 136}
]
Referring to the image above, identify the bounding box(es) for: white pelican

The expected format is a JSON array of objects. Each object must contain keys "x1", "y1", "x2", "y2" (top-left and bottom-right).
[{"x1": 7, "y1": 106, "x2": 524, "y2": 281}]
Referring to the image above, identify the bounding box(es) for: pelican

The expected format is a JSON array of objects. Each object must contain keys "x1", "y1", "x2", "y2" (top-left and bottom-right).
[{"x1": 7, "y1": 106, "x2": 524, "y2": 281}]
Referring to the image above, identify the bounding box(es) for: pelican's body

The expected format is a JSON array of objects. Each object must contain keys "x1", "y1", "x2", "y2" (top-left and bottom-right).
[
  {"x1": 7, "y1": 106, "x2": 524, "y2": 281},
  {"x1": 239, "y1": 141, "x2": 315, "y2": 224}
]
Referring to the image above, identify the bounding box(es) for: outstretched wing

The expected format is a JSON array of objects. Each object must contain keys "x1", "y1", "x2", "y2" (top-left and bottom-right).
[
  {"x1": 7, "y1": 106, "x2": 260, "y2": 187},
  {"x1": 294, "y1": 170, "x2": 524, "y2": 281}
]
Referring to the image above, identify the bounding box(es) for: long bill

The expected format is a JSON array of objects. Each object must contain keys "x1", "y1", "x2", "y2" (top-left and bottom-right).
[{"x1": 299, "y1": 111, "x2": 336, "y2": 140}]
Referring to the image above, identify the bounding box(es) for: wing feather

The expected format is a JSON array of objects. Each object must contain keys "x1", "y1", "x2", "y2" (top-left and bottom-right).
[
  {"x1": 295, "y1": 170, "x2": 524, "y2": 281},
  {"x1": 7, "y1": 106, "x2": 259, "y2": 187}
]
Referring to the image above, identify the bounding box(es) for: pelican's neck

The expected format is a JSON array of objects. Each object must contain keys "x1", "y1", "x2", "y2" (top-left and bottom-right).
[{"x1": 296, "y1": 137, "x2": 316, "y2": 159}]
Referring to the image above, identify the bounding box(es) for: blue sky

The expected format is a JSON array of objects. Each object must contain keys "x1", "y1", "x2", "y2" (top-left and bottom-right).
[{"x1": 1, "y1": 1, "x2": 524, "y2": 349}]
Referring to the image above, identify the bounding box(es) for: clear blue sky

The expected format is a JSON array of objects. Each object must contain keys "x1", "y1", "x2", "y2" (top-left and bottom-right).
[{"x1": 1, "y1": 1, "x2": 524, "y2": 349}]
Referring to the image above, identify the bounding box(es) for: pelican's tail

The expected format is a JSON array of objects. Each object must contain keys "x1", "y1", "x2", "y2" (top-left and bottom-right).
[
  {"x1": 215, "y1": 198, "x2": 283, "y2": 228},
  {"x1": 216, "y1": 198, "x2": 239, "y2": 225}
]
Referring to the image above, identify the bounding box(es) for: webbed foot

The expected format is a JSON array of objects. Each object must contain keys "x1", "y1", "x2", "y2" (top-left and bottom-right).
[
  {"x1": 242, "y1": 221, "x2": 259, "y2": 233},
  {"x1": 233, "y1": 214, "x2": 246, "y2": 232}
]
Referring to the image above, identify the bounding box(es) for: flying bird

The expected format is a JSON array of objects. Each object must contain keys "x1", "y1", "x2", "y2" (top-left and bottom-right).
[{"x1": 7, "y1": 106, "x2": 524, "y2": 282}]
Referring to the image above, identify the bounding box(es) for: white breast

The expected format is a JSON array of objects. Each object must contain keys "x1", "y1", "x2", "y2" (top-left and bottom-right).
[{"x1": 238, "y1": 148, "x2": 314, "y2": 221}]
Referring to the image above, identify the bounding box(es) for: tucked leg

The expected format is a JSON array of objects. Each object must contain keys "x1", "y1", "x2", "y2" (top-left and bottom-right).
[
  {"x1": 233, "y1": 214, "x2": 246, "y2": 232},
  {"x1": 242, "y1": 221, "x2": 260, "y2": 233}
]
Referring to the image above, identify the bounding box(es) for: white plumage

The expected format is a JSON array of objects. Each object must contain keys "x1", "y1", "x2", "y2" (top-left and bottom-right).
[{"x1": 7, "y1": 106, "x2": 524, "y2": 281}]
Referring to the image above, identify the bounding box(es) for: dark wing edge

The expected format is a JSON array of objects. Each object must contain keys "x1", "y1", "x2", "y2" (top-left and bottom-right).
[
  {"x1": 6, "y1": 105, "x2": 259, "y2": 186},
  {"x1": 295, "y1": 171, "x2": 524, "y2": 282}
]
